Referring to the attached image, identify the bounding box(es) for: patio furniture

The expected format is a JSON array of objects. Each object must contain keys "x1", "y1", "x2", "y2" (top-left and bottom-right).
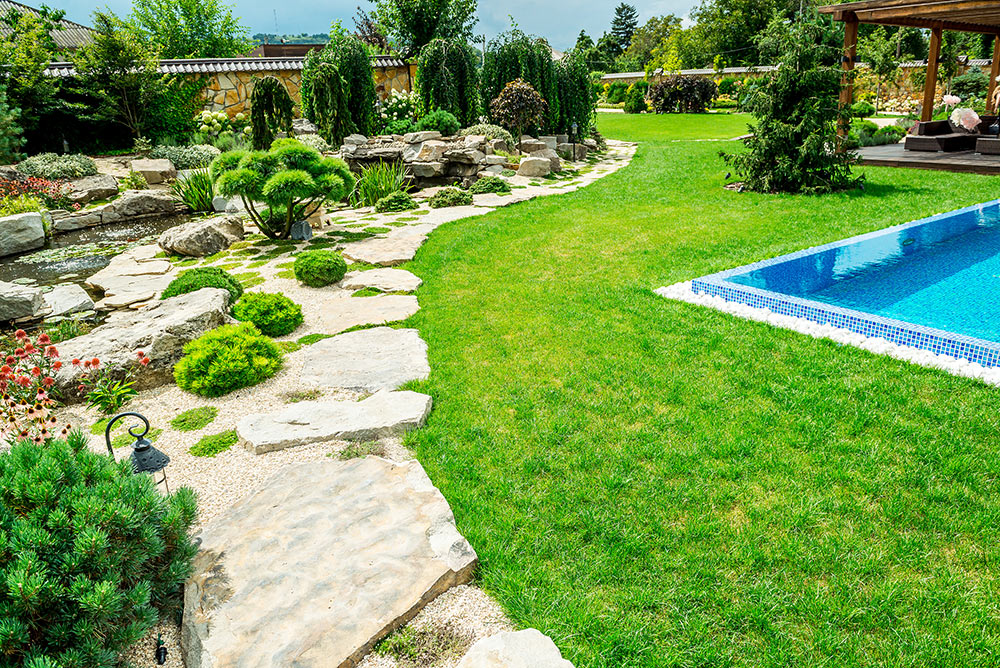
[
  {"x1": 976, "y1": 137, "x2": 1000, "y2": 155},
  {"x1": 904, "y1": 116, "x2": 999, "y2": 153}
]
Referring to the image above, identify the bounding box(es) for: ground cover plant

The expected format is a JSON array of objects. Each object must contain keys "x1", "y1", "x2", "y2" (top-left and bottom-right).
[
  {"x1": 428, "y1": 187, "x2": 472, "y2": 208},
  {"x1": 170, "y1": 406, "x2": 218, "y2": 432},
  {"x1": 375, "y1": 190, "x2": 418, "y2": 213},
  {"x1": 403, "y1": 111, "x2": 1000, "y2": 667}
]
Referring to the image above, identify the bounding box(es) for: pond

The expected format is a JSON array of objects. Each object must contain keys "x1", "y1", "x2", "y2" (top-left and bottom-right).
[{"x1": 0, "y1": 215, "x2": 189, "y2": 290}]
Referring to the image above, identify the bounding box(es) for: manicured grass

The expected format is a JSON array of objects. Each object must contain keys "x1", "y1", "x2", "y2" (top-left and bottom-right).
[{"x1": 404, "y1": 113, "x2": 1000, "y2": 667}]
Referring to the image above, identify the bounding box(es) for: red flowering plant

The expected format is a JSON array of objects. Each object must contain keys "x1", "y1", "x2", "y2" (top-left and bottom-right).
[
  {"x1": 0, "y1": 330, "x2": 70, "y2": 444},
  {"x1": 0, "y1": 175, "x2": 77, "y2": 211},
  {"x1": 76, "y1": 351, "x2": 151, "y2": 415}
]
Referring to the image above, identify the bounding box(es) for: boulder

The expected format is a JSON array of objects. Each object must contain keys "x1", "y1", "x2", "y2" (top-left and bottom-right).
[
  {"x1": 557, "y1": 143, "x2": 589, "y2": 161},
  {"x1": 404, "y1": 139, "x2": 448, "y2": 162},
  {"x1": 583, "y1": 138, "x2": 598, "y2": 150},
  {"x1": 237, "y1": 390, "x2": 432, "y2": 454},
  {"x1": 484, "y1": 154, "x2": 507, "y2": 165},
  {"x1": 300, "y1": 326, "x2": 430, "y2": 391},
  {"x1": 158, "y1": 215, "x2": 245, "y2": 257},
  {"x1": 519, "y1": 138, "x2": 547, "y2": 153},
  {"x1": 539, "y1": 135, "x2": 558, "y2": 150},
  {"x1": 403, "y1": 130, "x2": 442, "y2": 143},
  {"x1": 129, "y1": 158, "x2": 176, "y2": 184},
  {"x1": 0, "y1": 281, "x2": 45, "y2": 322},
  {"x1": 458, "y1": 629, "x2": 574, "y2": 668},
  {"x1": 0, "y1": 212, "x2": 46, "y2": 257},
  {"x1": 211, "y1": 196, "x2": 229, "y2": 213},
  {"x1": 112, "y1": 189, "x2": 178, "y2": 218},
  {"x1": 556, "y1": 133, "x2": 569, "y2": 144},
  {"x1": 52, "y1": 210, "x2": 102, "y2": 233},
  {"x1": 517, "y1": 157, "x2": 552, "y2": 178},
  {"x1": 60, "y1": 174, "x2": 119, "y2": 205},
  {"x1": 292, "y1": 118, "x2": 319, "y2": 135},
  {"x1": 489, "y1": 138, "x2": 509, "y2": 154},
  {"x1": 54, "y1": 287, "x2": 233, "y2": 397},
  {"x1": 43, "y1": 284, "x2": 94, "y2": 318},
  {"x1": 88, "y1": 245, "x2": 176, "y2": 310},
  {"x1": 181, "y1": 458, "x2": 477, "y2": 668},
  {"x1": 531, "y1": 148, "x2": 561, "y2": 172},
  {"x1": 483, "y1": 165, "x2": 504, "y2": 174},
  {"x1": 444, "y1": 148, "x2": 486, "y2": 165},
  {"x1": 343, "y1": 134, "x2": 368, "y2": 146},
  {"x1": 409, "y1": 162, "x2": 446, "y2": 178}
]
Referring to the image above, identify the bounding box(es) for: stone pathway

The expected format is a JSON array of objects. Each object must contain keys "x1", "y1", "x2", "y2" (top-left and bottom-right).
[
  {"x1": 87, "y1": 245, "x2": 175, "y2": 310},
  {"x1": 342, "y1": 268, "x2": 423, "y2": 292},
  {"x1": 301, "y1": 326, "x2": 430, "y2": 392},
  {"x1": 314, "y1": 294, "x2": 420, "y2": 334}
]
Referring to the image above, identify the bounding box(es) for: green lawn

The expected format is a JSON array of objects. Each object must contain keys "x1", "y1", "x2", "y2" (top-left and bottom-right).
[{"x1": 403, "y1": 114, "x2": 1000, "y2": 667}]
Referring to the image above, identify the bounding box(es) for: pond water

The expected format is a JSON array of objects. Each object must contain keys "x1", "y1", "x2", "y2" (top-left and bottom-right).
[{"x1": 0, "y1": 215, "x2": 189, "y2": 289}]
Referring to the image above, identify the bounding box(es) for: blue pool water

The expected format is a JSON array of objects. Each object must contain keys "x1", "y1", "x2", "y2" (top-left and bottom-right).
[{"x1": 692, "y1": 200, "x2": 1000, "y2": 367}]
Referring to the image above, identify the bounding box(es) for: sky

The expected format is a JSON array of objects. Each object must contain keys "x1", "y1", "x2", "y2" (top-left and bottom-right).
[{"x1": 52, "y1": 0, "x2": 700, "y2": 51}]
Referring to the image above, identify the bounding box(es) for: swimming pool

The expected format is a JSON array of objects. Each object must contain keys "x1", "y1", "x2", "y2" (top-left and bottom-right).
[{"x1": 689, "y1": 199, "x2": 1000, "y2": 368}]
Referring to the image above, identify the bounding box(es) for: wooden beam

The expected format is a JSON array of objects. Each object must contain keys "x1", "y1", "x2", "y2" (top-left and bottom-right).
[
  {"x1": 989, "y1": 37, "x2": 1000, "y2": 113},
  {"x1": 839, "y1": 16, "x2": 859, "y2": 140},
  {"x1": 923, "y1": 27, "x2": 943, "y2": 122}
]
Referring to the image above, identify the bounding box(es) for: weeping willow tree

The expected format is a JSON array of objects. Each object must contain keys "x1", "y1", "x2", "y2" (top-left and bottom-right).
[
  {"x1": 249, "y1": 75, "x2": 293, "y2": 150},
  {"x1": 308, "y1": 63, "x2": 355, "y2": 146},
  {"x1": 415, "y1": 38, "x2": 479, "y2": 127},
  {"x1": 301, "y1": 23, "x2": 376, "y2": 136}
]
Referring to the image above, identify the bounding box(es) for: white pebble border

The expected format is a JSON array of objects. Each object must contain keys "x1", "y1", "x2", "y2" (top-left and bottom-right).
[{"x1": 656, "y1": 281, "x2": 1000, "y2": 387}]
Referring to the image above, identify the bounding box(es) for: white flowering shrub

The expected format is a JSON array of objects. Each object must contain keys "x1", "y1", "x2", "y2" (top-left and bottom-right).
[
  {"x1": 195, "y1": 109, "x2": 251, "y2": 142},
  {"x1": 375, "y1": 89, "x2": 420, "y2": 135}
]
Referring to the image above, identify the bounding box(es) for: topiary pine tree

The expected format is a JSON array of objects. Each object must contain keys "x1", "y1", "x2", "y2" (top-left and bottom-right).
[
  {"x1": 307, "y1": 62, "x2": 355, "y2": 146},
  {"x1": 0, "y1": 431, "x2": 198, "y2": 666},
  {"x1": 249, "y1": 75, "x2": 294, "y2": 150}
]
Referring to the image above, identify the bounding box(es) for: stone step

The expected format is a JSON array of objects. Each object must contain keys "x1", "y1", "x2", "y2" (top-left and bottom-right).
[
  {"x1": 237, "y1": 389, "x2": 432, "y2": 454},
  {"x1": 458, "y1": 629, "x2": 575, "y2": 668},
  {"x1": 340, "y1": 268, "x2": 423, "y2": 293},
  {"x1": 182, "y1": 457, "x2": 478, "y2": 668},
  {"x1": 301, "y1": 326, "x2": 430, "y2": 392},
  {"x1": 313, "y1": 294, "x2": 419, "y2": 335}
]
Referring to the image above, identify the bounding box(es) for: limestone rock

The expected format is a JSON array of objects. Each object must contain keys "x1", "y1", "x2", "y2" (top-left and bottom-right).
[
  {"x1": 301, "y1": 326, "x2": 429, "y2": 391},
  {"x1": 341, "y1": 268, "x2": 422, "y2": 293},
  {"x1": 444, "y1": 148, "x2": 486, "y2": 164},
  {"x1": 313, "y1": 294, "x2": 419, "y2": 334},
  {"x1": 531, "y1": 148, "x2": 561, "y2": 172},
  {"x1": 584, "y1": 138, "x2": 598, "y2": 150},
  {"x1": 60, "y1": 174, "x2": 118, "y2": 205},
  {"x1": 181, "y1": 457, "x2": 477, "y2": 668},
  {"x1": 484, "y1": 154, "x2": 507, "y2": 165},
  {"x1": 344, "y1": 134, "x2": 368, "y2": 146},
  {"x1": 458, "y1": 629, "x2": 574, "y2": 668},
  {"x1": 0, "y1": 212, "x2": 45, "y2": 257},
  {"x1": 129, "y1": 158, "x2": 176, "y2": 184},
  {"x1": 464, "y1": 134, "x2": 487, "y2": 148},
  {"x1": 43, "y1": 284, "x2": 94, "y2": 318},
  {"x1": 112, "y1": 189, "x2": 178, "y2": 218},
  {"x1": 238, "y1": 390, "x2": 432, "y2": 454},
  {"x1": 404, "y1": 139, "x2": 448, "y2": 162},
  {"x1": 517, "y1": 157, "x2": 552, "y2": 177},
  {"x1": 0, "y1": 281, "x2": 44, "y2": 321},
  {"x1": 88, "y1": 245, "x2": 176, "y2": 310},
  {"x1": 519, "y1": 138, "x2": 547, "y2": 153},
  {"x1": 539, "y1": 135, "x2": 558, "y2": 150},
  {"x1": 54, "y1": 287, "x2": 233, "y2": 396},
  {"x1": 342, "y1": 226, "x2": 431, "y2": 266},
  {"x1": 409, "y1": 161, "x2": 446, "y2": 178},
  {"x1": 403, "y1": 130, "x2": 442, "y2": 143},
  {"x1": 52, "y1": 210, "x2": 102, "y2": 232},
  {"x1": 211, "y1": 196, "x2": 229, "y2": 213},
  {"x1": 489, "y1": 138, "x2": 509, "y2": 154},
  {"x1": 557, "y1": 143, "x2": 588, "y2": 161},
  {"x1": 292, "y1": 118, "x2": 319, "y2": 135},
  {"x1": 158, "y1": 215, "x2": 245, "y2": 257}
]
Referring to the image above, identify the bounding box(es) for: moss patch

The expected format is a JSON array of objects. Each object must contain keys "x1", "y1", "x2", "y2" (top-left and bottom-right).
[
  {"x1": 170, "y1": 406, "x2": 218, "y2": 432},
  {"x1": 189, "y1": 430, "x2": 238, "y2": 457}
]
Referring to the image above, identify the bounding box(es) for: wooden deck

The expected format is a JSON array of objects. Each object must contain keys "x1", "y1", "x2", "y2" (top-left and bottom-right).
[{"x1": 857, "y1": 143, "x2": 1000, "y2": 175}]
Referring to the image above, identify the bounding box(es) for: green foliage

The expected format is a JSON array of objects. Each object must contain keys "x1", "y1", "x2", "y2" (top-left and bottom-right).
[
  {"x1": 119, "y1": 170, "x2": 149, "y2": 191},
  {"x1": 161, "y1": 267, "x2": 244, "y2": 302},
  {"x1": 482, "y1": 30, "x2": 560, "y2": 133},
  {"x1": 605, "y1": 81, "x2": 628, "y2": 104},
  {"x1": 305, "y1": 62, "x2": 355, "y2": 146},
  {"x1": 352, "y1": 161, "x2": 408, "y2": 207},
  {"x1": 416, "y1": 38, "x2": 480, "y2": 127},
  {"x1": 249, "y1": 76, "x2": 294, "y2": 150},
  {"x1": 0, "y1": 195, "x2": 43, "y2": 216},
  {"x1": 375, "y1": 190, "x2": 419, "y2": 213},
  {"x1": 170, "y1": 169, "x2": 214, "y2": 211},
  {"x1": 374, "y1": 0, "x2": 478, "y2": 58},
  {"x1": 858, "y1": 26, "x2": 900, "y2": 114},
  {"x1": 174, "y1": 323, "x2": 283, "y2": 397},
  {"x1": 623, "y1": 84, "x2": 647, "y2": 114},
  {"x1": 414, "y1": 109, "x2": 460, "y2": 136},
  {"x1": 721, "y1": 11, "x2": 859, "y2": 194},
  {"x1": 458, "y1": 123, "x2": 515, "y2": 148},
  {"x1": 145, "y1": 76, "x2": 210, "y2": 143},
  {"x1": 0, "y1": 6, "x2": 61, "y2": 139},
  {"x1": 151, "y1": 144, "x2": 221, "y2": 170},
  {"x1": 301, "y1": 25, "x2": 377, "y2": 136},
  {"x1": 428, "y1": 187, "x2": 472, "y2": 208},
  {"x1": 489, "y1": 79, "x2": 548, "y2": 142},
  {"x1": 293, "y1": 249, "x2": 348, "y2": 287},
  {"x1": 0, "y1": 431, "x2": 197, "y2": 665},
  {"x1": 297, "y1": 333, "x2": 335, "y2": 345},
  {"x1": 717, "y1": 76, "x2": 741, "y2": 97},
  {"x1": 952, "y1": 68, "x2": 990, "y2": 100},
  {"x1": 232, "y1": 292, "x2": 304, "y2": 336},
  {"x1": 850, "y1": 101, "x2": 876, "y2": 118},
  {"x1": 0, "y1": 86, "x2": 24, "y2": 163},
  {"x1": 469, "y1": 175, "x2": 511, "y2": 194},
  {"x1": 170, "y1": 406, "x2": 218, "y2": 431},
  {"x1": 298, "y1": 133, "x2": 332, "y2": 153},
  {"x1": 189, "y1": 429, "x2": 238, "y2": 456},
  {"x1": 16, "y1": 153, "x2": 98, "y2": 180},
  {"x1": 128, "y1": 0, "x2": 253, "y2": 58},
  {"x1": 649, "y1": 75, "x2": 716, "y2": 113},
  {"x1": 611, "y1": 3, "x2": 640, "y2": 52},
  {"x1": 212, "y1": 141, "x2": 354, "y2": 239},
  {"x1": 554, "y1": 53, "x2": 596, "y2": 134},
  {"x1": 73, "y1": 11, "x2": 163, "y2": 138},
  {"x1": 375, "y1": 90, "x2": 420, "y2": 135}
]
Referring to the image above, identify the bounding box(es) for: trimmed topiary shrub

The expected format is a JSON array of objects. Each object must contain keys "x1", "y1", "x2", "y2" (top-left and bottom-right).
[
  {"x1": 469, "y1": 175, "x2": 511, "y2": 194},
  {"x1": 375, "y1": 190, "x2": 418, "y2": 213},
  {"x1": 293, "y1": 249, "x2": 347, "y2": 287},
  {"x1": 0, "y1": 430, "x2": 198, "y2": 665},
  {"x1": 623, "y1": 85, "x2": 647, "y2": 114},
  {"x1": 174, "y1": 322, "x2": 283, "y2": 397},
  {"x1": 850, "y1": 100, "x2": 876, "y2": 118},
  {"x1": 161, "y1": 267, "x2": 243, "y2": 302},
  {"x1": 458, "y1": 123, "x2": 515, "y2": 148},
  {"x1": 428, "y1": 187, "x2": 473, "y2": 208},
  {"x1": 150, "y1": 144, "x2": 221, "y2": 170},
  {"x1": 16, "y1": 153, "x2": 98, "y2": 180},
  {"x1": 232, "y1": 292, "x2": 304, "y2": 337},
  {"x1": 414, "y1": 109, "x2": 460, "y2": 137}
]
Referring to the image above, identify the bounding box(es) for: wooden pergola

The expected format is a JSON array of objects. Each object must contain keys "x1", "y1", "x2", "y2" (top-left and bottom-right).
[{"x1": 820, "y1": 0, "x2": 1000, "y2": 121}]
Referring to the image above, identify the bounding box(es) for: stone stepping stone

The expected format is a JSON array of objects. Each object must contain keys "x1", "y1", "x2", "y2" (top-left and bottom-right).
[
  {"x1": 88, "y1": 244, "x2": 175, "y2": 310},
  {"x1": 301, "y1": 326, "x2": 429, "y2": 391},
  {"x1": 341, "y1": 230, "x2": 429, "y2": 266},
  {"x1": 237, "y1": 389, "x2": 432, "y2": 454},
  {"x1": 314, "y1": 294, "x2": 419, "y2": 334},
  {"x1": 182, "y1": 457, "x2": 478, "y2": 668},
  {"x1": 341, "y1": 268, "x2": 422, "y2": 293},
  {"x1": 458, "y1": 629, "x2": 575, "y2": 668}
]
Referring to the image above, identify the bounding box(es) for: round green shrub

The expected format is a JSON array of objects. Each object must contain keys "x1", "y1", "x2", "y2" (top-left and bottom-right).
[
  {"x1": 16, "y1": 153, "x2": 98, "y2": 179},
  {"x1": 414, "y1": 109, "x2": 460, "y2": 137},
  {"x1": 150, "y1": 144, "x2": 221, "y2": 170},
  {"x1": 161, "y1": 267, "x2": 244, "y2": 302},
  {"x1": 375, "y1": 190, "x2": 418, "y2": 213},
  {"x1": 458, "y1": 123, "x2": 515, "y2": 148},
  {"x1": 174, "y1": 322, "x2": 283, "y2": 397},
  {"x1": 623, "y1": 86, "x2": 647, "y2": 114},
  {"x1": 232, "y1": 292, "x2": 304, "y2": 337},
  {"x1": 293, "y1": 249, "x2": 347, "y2": 287},
  {"x1": 428, "y1": 187, "x2": 472, "y2": 208},
  {"x1": 0, "y1": 431, "x2": 198, "y2": 664},
  {"x1": 850, "y1": 101, "x2": 876, "y2": 118},
  {"x1": 469, "y1": 175, "x2": 511, "y2": 195}
]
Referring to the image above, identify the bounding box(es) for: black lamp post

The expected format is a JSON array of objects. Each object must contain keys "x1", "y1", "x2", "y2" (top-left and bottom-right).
[
  {"x1": 571, "y1": 122, "x2": 579, "y2": 162},
  {"x1": 105, "y1": 412, "x2": 171, "y2": 491}
]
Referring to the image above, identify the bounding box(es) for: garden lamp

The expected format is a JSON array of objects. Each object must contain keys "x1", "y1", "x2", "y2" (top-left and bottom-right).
[
  {"x1": 105, "y1": 412, "x2": 171, "y2": 491},
  {"x1": 571, "y1": 123, "x2": 578, "y2": 161}
]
